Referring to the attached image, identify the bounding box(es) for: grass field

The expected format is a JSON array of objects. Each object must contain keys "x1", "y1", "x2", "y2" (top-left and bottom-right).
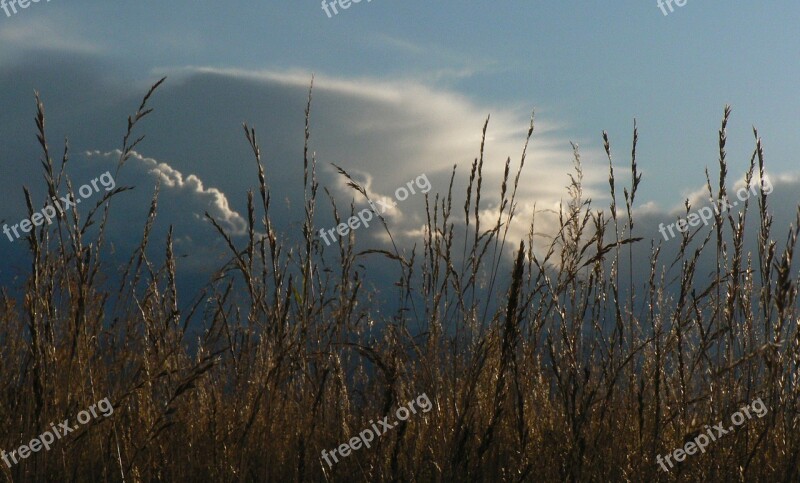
[{"x1": 1, "y1": 80, "x2": 798, "y2": 482}]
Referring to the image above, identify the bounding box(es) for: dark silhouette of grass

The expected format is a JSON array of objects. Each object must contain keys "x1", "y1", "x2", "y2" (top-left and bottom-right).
[{"x1": 0, "y1": 79, "x2": 797, "y2": 482}]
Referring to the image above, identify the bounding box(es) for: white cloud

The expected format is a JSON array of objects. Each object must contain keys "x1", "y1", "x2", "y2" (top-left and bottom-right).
[
  {"x1": 85, "y1": 150, "x2": 247, "y2": 237},
  {"x1": 148, "y1": 66, "x2": 605, "y2": 256}
]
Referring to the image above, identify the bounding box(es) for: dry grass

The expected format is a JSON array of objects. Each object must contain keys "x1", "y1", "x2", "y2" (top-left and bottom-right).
[{"x1": 1, "y1": 79, "x2": 798, "y2": 482}]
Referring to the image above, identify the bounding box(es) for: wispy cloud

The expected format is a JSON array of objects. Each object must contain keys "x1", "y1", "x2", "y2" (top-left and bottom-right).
[{"x1": 0, "y1": 17, "x2": 101, "y2": 61}]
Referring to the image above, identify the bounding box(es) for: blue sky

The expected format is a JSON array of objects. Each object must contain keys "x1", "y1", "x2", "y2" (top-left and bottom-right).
[{"x1": 1, "y1": 0, "x2": 799, "y2": 295}]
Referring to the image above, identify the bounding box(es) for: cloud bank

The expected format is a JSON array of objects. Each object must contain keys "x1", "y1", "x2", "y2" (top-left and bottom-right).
[{"x1": 2, "y1": 48, "x2": 799, "y2": 303}]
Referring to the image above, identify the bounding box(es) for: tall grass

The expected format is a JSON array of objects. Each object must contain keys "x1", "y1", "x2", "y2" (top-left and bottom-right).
[{"x1": 0, "y1": 79, "x2": 797, "y2": 482}]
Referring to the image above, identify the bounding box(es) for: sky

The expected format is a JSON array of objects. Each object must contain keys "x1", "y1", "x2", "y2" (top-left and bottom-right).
[{"x1": 1, "y1": 0, "x2": 799, "y2": 301}]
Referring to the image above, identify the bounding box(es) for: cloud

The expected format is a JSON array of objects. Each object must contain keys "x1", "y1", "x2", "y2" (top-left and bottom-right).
[
  {"x1": 150, "y1": 66, "x2": 603, "y2": 251},
  {"x1": 2, "y1": 49, "x2": 800, "y2": 314},
  {"x1": 0, "y1": 17, "x2": 101, "y2": 62},
  {"x1": 86, "y1": 150, "x2": 248, "y2": 237},
  {"x1": 370, "y1": 34, "x2": 500, "y2": 82},
  {"x1": 0, "y1": 52, "x2": 624, "y2": 288}
]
